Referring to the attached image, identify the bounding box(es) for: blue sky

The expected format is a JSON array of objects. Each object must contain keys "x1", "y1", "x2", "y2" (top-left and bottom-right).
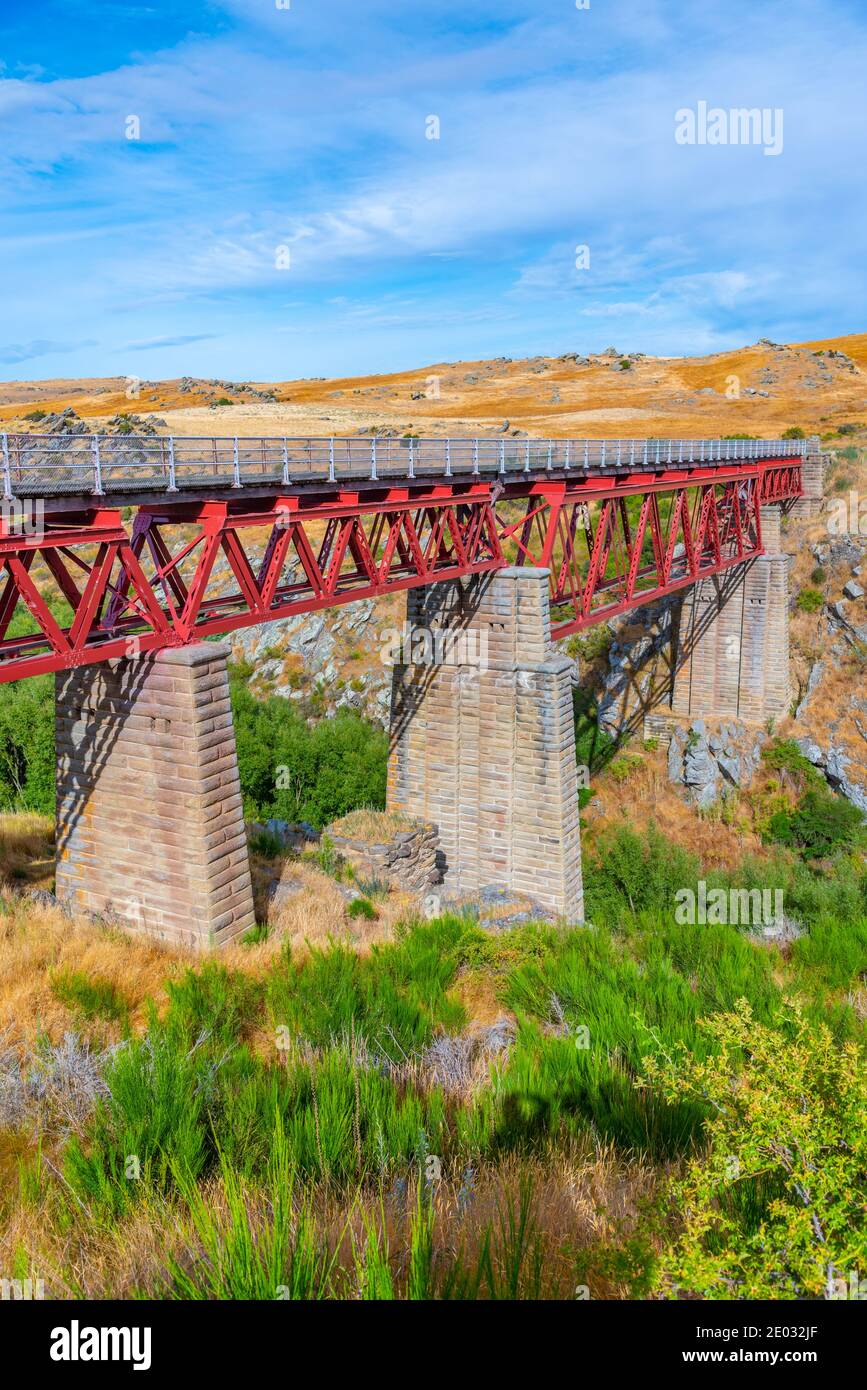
[{"x1": 0, "y1": 0, "x2": 864, "y2": 382}]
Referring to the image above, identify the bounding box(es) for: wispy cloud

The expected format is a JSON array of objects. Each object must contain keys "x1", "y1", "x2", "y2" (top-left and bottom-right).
[
  {"x1": 0, "y1": 338, "x2": 97, "y2": 365},
  {"x1": 122, "y1": 332, "x2": 219, "y2": 351},
  {"x1": 0, "y1": 0, "x2": 864, "y2": 378}
]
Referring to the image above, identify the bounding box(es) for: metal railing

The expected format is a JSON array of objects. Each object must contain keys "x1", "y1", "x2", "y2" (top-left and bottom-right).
[{"x1": 0, "y1": 432, "x2": 813, "y2": 499}]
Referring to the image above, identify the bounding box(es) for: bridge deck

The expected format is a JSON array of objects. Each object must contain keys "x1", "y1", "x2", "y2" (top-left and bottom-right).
[
  {"x1": 1, "y1": 433, "x2": 808, "y2": 501},
  {"x1": 0, "y1": 433, "x2": 807, "y2": 684}
]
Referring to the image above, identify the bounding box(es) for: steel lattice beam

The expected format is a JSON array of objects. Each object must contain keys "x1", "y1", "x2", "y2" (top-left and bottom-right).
[{"x1": 0, "y1": 459, "x2": 803, "y2": 683}]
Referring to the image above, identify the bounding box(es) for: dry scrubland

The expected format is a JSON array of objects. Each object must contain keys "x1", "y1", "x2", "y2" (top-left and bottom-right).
[
  {"x1": 2, "y1": 332, "x2": 866, "y2": 440},
  {"x1": 0, "y1": 338, "x2": 865, "y2": 1299}
]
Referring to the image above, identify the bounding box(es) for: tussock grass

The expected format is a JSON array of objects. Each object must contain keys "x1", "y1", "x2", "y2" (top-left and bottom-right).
[
  {"x1": 0, "y1": 900, "x2": 186, "y2": 1052},
  {"x1": 0, "y1": 812, "x2": 53, "y2": 887},
  {"x1": 328, "y1": 807, "x2": 418, "y2": 841},
  {"x1": 4, "y1": 1137, "x2": 660, "y2": 1299}
]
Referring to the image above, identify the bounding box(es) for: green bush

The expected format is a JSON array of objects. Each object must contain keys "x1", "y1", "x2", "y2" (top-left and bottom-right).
[
  {"x1": 761, "y1": 737, "x2": 821, "y2": 785},
  {"x1": 0, "y1": 674, "x2": 55, "y2": 813},
  {"x1": 0, "y1": 662, "x2": 388, "y2": 825},
  {"x1": 230, "y1": 676, "x2": 387, "y2": 827},
  {"x1": 796, "y1": 587, "x2": 824, "y2": 613},
  {"x1": 266, "y1": 921, "x2": 467, "y2": 1061},
  {"x1": 347, "y1": 897, "x2": 378, "y2": 921},
  {"x1": 766, "y1": 788, "x2": 866, "y2": 857},
  {"x1": 584, "y1": 823, "x2": 697, "y2": 923},
  {"x1": 647, "y1": 1001, "x2": 867, "y2": 1299}
]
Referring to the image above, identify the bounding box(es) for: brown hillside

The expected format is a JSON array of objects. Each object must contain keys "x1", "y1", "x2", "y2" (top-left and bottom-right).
[{"x1": 1, "y1": 332, "x2": 864, "y2": 440}]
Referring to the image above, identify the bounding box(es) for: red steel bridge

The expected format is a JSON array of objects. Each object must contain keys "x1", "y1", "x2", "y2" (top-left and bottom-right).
[{"x1": 0, "y1": 432, "x2": 805, "y2": 684}]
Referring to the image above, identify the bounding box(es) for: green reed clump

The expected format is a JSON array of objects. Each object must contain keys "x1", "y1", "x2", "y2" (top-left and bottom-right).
[
  {"x1": 50, "y1": 969, "x2": 130, "y2": 1027},
  {"x1": 64, "y1": 1022, "x2": 211, "y2": 1217},
  {"x1": 265, "y1": 918, "x2": 468, "y2": 1061}
]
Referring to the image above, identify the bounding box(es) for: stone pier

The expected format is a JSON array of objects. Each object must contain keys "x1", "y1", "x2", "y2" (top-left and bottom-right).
[
  {"x1": 56, "y1": 642, "x2": 254, "y2": 949},
  {"x1": 672, "y1": 505, "x2": 791, "y2": 724},
  {"x1": 387, "y1": 567, "x2": 583, "y2": 920},
  {"x1": 791, "y1": 436, "x2": 825, "y2": 521}
]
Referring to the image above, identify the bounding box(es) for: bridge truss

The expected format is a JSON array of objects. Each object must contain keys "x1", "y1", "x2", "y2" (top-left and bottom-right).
[{"x1": 0, "y1": 438, "x2": 804, "y2": 683}]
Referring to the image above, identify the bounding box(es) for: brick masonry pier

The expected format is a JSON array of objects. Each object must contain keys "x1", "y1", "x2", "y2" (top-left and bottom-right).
[
  {"x1": 672, "y1": 504, "x2": 791, "y2": 724},
  {"x1": 790, "y1": 438, "x2": 825, "y2": 520},
  {"x1": 386, "y1": 567, "x2": 584, "y2": 920},
  {"x1": 55, "y1": 642, "x2": 254, "y2": 948}
]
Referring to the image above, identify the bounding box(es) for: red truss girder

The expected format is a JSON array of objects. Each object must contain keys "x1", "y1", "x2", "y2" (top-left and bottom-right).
[
  {"x1": 0, "y1": 492, "x2": 503, "y2": 682},
  {"x1": 0, "y1": 461, "x2": 802, "y2": 682},
  {"x1": 504, "y1": 473, "x2": 770, "y2": 638}
]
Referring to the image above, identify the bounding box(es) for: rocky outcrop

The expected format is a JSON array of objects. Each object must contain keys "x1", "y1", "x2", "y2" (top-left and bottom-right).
[
  {"x1": 596, "y1": 597, "x2": 677, "y2": 737},
  {"x1": 667, "y1": 719, "x2": 763, "y2": 808},
  {"x1": 229, "y1": 597, "x2": 392, "y2": 724},
  {"x1": 795, "y1": 737, "x2": 867, "y2": 818},
  {"x1": 325, "y1": 818, "x2": 442, "y2": 891}
]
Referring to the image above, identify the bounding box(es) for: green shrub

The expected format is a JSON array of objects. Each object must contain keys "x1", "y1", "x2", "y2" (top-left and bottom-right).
[
  {"x1": 766, "y1": 788, "x2": 866, "y2": 857},
  {"x1": 164, "y1": 963, "x2": 264, "y2": 1049},
  {"x1": 163, "y1": 1117, "x2": 336, "y2": 1300},
  {"x1": 347, "y1": 897, "x2": 377, "y2": 921},
  {"x1": 248, "y1": 829, "x2": 286, "y2": 858},
  {"x1": 782, "y1": 426, "x2": 805, "y2": 440},
  {"x1": 64, "y1": 1022, "x2": 211, "y2": 1215},
  {"x1": 796, "y1": 587, "x2": 824, "y2": 613},
  {"x1": 761, "y1": 737, "x2": 821, "y2": 785},
  {"x1": 231, "y1": 678, "x2": 387, "y2": 827},
  {"x1": 647, "y1": 1001, "x2": 867, "y2": 1299},
  {"x1": 265, "y1": 920, "x2": 468, "y2": 1060},
  {"x1": 0, "y1": 674, "x2": 56, "y2": 813},
  {"x1": 584, "y1": 823, "x2": 697, "y2": 923},
  {"x1": 790, "y1": 918, "x2": 867, "y2": 990}
]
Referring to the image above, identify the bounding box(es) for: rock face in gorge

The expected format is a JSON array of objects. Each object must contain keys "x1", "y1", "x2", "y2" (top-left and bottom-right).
[
  {"x1": 594, "y1": 596, "x2": 679, "y2": 740},
  {"x1": 666, "y1": 720, "x2": 764, "y2": 810},
  {"x1": 229, "y1": 597, "x2": 393, "y2": 725}
]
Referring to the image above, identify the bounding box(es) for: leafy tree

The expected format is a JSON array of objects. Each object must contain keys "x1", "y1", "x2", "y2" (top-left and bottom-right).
[
  {"x1": 644, "y1": 1001, "x2": 867, "y2": 1299},
  {"x1": 230, "y1": 675, "x2": 387, "y2": 826},
  {"x1": 0, "y1": 661, "x2": 388, "y2": 829}
]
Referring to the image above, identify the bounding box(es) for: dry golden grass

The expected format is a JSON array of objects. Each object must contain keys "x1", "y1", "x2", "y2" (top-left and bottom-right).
[
  {"x1": 583, "y1": 747, "x2": 764, "y2": 872},
  {"x1": 0, "y1": 900, "x2": 186, "y2": 1052},
  {"x1": 328, "y1": 806, "x2": 418, "y2": 841},
  {"x1": 2, "y1": 1139, "x2": 664, "y2": 1300},
  {"x1": 0, "y1": 824, "x2": 415, "y2": 1058},
  {"x1": 0, "y1": 812, "x2": 54, "y2": 888}
]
